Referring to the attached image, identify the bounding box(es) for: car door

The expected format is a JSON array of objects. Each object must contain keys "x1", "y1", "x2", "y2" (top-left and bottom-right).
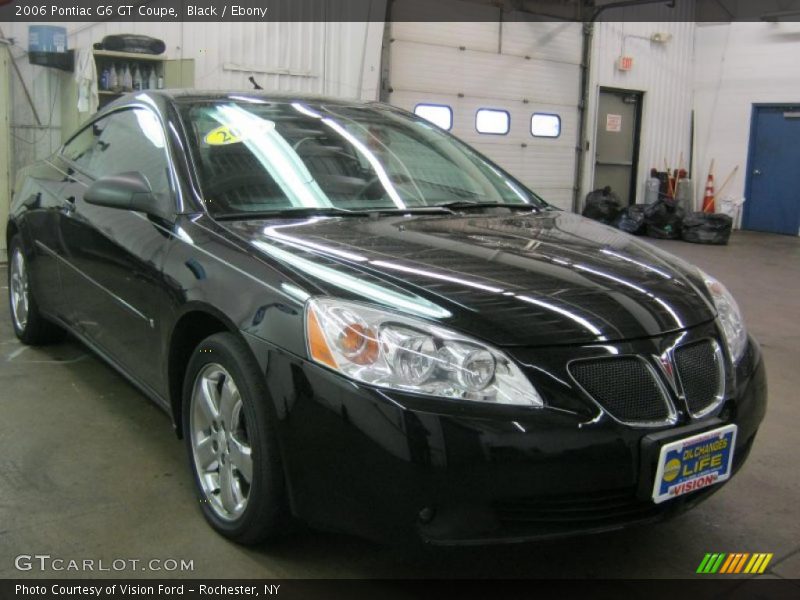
[
  {"x1": 57, "y1": 107, "x2": 174, "y2": 393},
  {"x1": 13, "y1": 156, "x2": 71, "y2": 322}
]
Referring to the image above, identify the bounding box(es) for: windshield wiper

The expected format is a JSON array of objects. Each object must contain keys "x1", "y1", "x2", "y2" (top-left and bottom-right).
[
  {"x1": 212, "y1": 207, "x2": 372, "y2": 220},
  {"x1": 212, "y1": 202, "x2": 543, "y2": 221},
  {"x1": 435, "y1": 201, "x2": 541, "y2": 212}
]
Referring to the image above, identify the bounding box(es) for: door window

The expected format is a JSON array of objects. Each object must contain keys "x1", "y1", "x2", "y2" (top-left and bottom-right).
[
  {"x1": 476, "y1": 109, "x2": 510, "y2": 135},
  {"x1": 414, "y1": 104, "x2": 453, "y2": 131},
  {"x1": 62, "y1": 125, "x2": 97, "y2": 171},
  {"x1": 531, "y1": 113, "x2": 561, "y2": 138},
  {"x1": 85, "y1": 109, "x2": 171, "y2": 198}
]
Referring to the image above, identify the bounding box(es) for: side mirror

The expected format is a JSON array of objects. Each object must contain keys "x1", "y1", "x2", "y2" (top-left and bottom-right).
[{"x1": 84, "y1": 172, "x2": 167, "y2": 219}]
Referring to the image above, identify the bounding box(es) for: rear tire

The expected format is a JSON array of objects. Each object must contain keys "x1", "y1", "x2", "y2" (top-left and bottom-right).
[
  {"x1": 182, "y1": 332, "x2": 287, "y2": 544},
  {"x1": 8, "y1": 236, "x2": 65, "y2": 345}
]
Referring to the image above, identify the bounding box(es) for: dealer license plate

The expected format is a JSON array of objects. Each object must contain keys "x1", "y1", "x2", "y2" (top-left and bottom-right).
[{"x1": 652, "y1": 424, "x2": 737, "y2": 504}]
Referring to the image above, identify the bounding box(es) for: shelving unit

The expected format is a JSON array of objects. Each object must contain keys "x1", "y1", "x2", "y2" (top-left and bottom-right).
[
  {"x1": 60, "y1": 49, "x2": 195, "y2": 143},
  {"x1": 93, "y1": 49, "x2": 165, "y2": 110}
]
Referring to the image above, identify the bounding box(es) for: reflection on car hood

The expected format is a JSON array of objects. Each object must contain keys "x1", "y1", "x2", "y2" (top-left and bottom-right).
[{"x1": 225, "y1": 210, "x2": 716, "y2": 347}]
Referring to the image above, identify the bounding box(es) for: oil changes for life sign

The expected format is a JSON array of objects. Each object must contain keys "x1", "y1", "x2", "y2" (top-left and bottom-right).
[{"x1": 652, "y1": 424, "x2": 737, "y2": 504}]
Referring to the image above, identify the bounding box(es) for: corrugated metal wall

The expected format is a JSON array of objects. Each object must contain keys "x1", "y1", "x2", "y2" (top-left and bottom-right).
[
  {"x1": 2, "y1": 17, "x2": 384, "y2": 181},
  {"x1": 584, "y1": 0, "x2": 696, "y2": 206}
]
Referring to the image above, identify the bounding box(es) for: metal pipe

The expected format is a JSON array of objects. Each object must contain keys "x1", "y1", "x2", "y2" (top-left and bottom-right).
[
  {"x1": 378, "y1": 0, "x2": 394, "y2": 103},
  {"x1": 573, "y1": 20, "x2": 594, "y2": 213},
  {"x1": 571, "y1": 0, "x2": 677, "y2": 212},
  {"x1": 591, "y1": 0, "x2": 676, "y2": 22}
]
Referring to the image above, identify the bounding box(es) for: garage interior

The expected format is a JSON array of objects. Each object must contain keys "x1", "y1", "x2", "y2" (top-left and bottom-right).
[{"x1": 1, "y1": 0, "x2": 799, "y2": 579}]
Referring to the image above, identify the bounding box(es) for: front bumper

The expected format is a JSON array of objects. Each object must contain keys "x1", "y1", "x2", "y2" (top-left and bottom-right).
[{"x1": 259, "y1": 331, "x2": 767, "y2": 545}]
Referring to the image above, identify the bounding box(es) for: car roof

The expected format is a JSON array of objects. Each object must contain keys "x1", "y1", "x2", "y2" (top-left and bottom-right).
[
  {"x1": 97, "y1": 90, "x2": 386, "y2": 121},
  {"x1": 134, "y1": 89, "x2": 379, "y2": 106}
]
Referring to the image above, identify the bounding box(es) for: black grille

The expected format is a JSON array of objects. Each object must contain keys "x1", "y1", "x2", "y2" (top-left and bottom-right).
[
  {"x1": 493, "y1": 485, "x2": 720, "y2": 535},
  {"x1": 675, "y1": 341, "x2": 723, "y2": 415},
  {"x1": 494, "y1": 488, "x2": 658, "y2": 528},
  {"x1": 569, "y1": 357, "x2": 670, "y2": 424}
]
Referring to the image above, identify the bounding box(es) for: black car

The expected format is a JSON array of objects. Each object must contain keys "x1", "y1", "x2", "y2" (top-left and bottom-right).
[{"x1": 7, "y1": 91, "x2": 766, "y2": 546}]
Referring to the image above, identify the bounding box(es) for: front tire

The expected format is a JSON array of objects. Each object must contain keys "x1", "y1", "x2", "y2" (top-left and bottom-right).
[
  {"x1": 8, "y1": 236, "x2": 64, "y2": 345},
  {"x1": 182, "y1": 332, "x2": 287, "y2": 544}
]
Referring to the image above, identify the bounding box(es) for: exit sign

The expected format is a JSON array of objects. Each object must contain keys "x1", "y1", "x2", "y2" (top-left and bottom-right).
[{"x1": 618, "y1": 56, "x2": 634, "y2": 71}]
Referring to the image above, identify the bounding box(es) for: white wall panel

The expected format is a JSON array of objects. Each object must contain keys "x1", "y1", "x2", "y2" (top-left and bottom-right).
[
  {"x1": 393, "y1": 21, "x2": 500, "y2": 53},
  {"x1": 501, "y1": 21, "x2": 582, "y2": 64},
  {"x1": 583, "y1": 16, "x2": 696, "y2": 206},
  {"x1": 694, "y1": 22, "x2": 800, "y2": 226},
  {"x1": 392, "y1": 0, "x2": 499, "y2": 52},
  {"x1": 391, "y1": 40, "x2": 580, "y2": 106}
]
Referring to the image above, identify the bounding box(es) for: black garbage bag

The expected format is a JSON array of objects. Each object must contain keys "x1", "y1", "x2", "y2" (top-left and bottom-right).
[
  {"x1": 645, "y1": 199, "x2": 684, "y2": 240},
  {"x1": 582, "y1": 186, "x2": 622, "y2": 224},
  {"x1": 615, "y1": 204, "x2": 647, "y2": 235},
  {"x1": 681, "y1": 212, "x2": 733, "y2": 245}
]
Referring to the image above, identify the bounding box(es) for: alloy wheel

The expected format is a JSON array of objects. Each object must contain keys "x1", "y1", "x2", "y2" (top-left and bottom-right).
[
  {"x1": 10, "y1": 248, "x2": 30, "y2": 332},
  {"x1": 190, "y1": 363, "x2": 253, "y2": 521}
]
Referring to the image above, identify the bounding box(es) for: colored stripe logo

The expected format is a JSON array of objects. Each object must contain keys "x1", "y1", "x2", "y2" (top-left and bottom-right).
[{"x1": 697, "y1": 553, "x2": 773, "y2": 574}]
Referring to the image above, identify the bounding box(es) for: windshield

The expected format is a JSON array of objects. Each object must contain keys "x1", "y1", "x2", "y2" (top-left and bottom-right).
[{"x1": 179, "y1": 98, "x2": 547, "y2": 216}]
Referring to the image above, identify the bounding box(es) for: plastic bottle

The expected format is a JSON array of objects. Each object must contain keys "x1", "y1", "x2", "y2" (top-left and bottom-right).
[
  {"x1": 157, "y1": 74, "x2": 164, "y2": 89},
  {"x1": 148, "y1": 68, "x2": 157, "y2": 90},
  {"x1": 99, "y1": 67, "x2": 109, "y2": 90},
  {"x1": 133, "y1": 65, "x2": 143, "y2": 91},
  {"x1": 123, "y1": 64, "x2": 133, "y2": 91},
  {"x1": 109, "y1": 63, "x2": 119, "y2": 90}
]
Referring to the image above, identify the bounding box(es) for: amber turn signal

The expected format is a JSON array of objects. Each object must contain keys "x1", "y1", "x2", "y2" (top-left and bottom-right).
[{"x1": 306, "y1": 307, "x2": 338, "y2": 369}]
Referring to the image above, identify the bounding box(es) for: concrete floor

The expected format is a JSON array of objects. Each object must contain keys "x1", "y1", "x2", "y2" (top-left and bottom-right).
[{"x1": 0, "y1": 230, "x2": 798, "y2": 579}]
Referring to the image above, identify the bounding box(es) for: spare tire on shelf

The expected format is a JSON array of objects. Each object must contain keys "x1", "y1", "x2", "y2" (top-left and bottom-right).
[
  {"x1": 681, "y1": 212, "x2": 733, "y2": 245},
  {"x1": 97, "y1": 34, "x2": 166, "y2": 55}
]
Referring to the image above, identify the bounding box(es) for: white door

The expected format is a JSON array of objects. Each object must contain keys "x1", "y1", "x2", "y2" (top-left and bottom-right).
[{"x1": 387, "y1": 1, "x2": 583, "y2": 210}]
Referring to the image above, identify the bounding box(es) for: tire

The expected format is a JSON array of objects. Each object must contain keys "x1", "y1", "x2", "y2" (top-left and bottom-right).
[
  {"x1": 182, "y1": 332, "x2": 287, "y2": 544},
  {"x1": 7, "y1": 236, "x2": 65, "y2": 345}
]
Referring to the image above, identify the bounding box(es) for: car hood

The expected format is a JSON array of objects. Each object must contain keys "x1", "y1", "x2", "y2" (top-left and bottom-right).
[{"x1": 225, "y1": 210, "x2": 716, "y2": 347}]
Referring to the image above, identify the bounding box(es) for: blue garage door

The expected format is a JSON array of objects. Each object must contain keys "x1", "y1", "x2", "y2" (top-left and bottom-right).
[{"x1": 744, "y1": 106, "x2": 800, "y2": 236}]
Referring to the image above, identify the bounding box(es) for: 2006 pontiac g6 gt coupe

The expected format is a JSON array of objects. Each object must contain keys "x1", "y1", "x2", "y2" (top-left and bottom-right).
[{"x1": 8, "y1": 91, "x2": 766, "y2": 545}]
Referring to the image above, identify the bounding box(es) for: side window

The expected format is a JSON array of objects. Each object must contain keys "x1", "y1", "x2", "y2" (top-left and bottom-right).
[
  {"x1": 61, "y1": 126, "x2": 97, "y2": 170},
  {"x1": 86, "y1": 108, "x2": 171, "y2": 196}
]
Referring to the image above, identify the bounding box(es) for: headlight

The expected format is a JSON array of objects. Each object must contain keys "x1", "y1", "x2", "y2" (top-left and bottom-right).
[
  {"x1": 305, "y1": 298, "x2": 543, "y2": 407},
  {"x1": 698, "y1": 269, "x2": 748, "y2": 362}
]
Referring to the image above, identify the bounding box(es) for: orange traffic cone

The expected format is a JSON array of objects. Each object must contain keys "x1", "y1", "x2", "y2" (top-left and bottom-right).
[{"x1": 702, "y1": 172, "x2": 715, "y2": 213}]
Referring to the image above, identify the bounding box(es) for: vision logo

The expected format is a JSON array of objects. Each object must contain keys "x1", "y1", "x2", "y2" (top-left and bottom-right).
[{"x1": 696, "y1": 553, "x2": 773, "y2": 574}]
